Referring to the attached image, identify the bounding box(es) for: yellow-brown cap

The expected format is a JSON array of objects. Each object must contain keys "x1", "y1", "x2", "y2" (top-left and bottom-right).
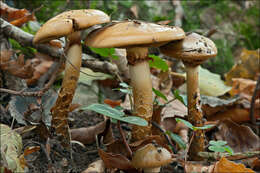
[
  {"x1": 131, "y1": 143, "x2": 173, "y2": 169},
  {"x1": 85, "y1": 20, "x2": 185, "y2": 48},
  {"x1": 160, "y1": 32, "x2": 217, "y2": 65},
  {"x1": 33, "y1": 9, "x2": 110, "y2": 44}
]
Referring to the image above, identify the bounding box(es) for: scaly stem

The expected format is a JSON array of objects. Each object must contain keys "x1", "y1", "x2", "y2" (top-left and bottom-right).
[
  {"x1": 127, "y1": 47, "x2": 153, "y2": 141},
  {"x1": 51, "y1": 32, "x2": 82, "y2": 147},
  {"x1": 185, "y1": 64, "x2": 204, "y2": 161}
]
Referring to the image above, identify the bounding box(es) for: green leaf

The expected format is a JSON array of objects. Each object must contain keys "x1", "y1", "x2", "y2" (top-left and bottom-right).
[
  {"x1": 224, "y1": 146, "x2": 234, "y2": 155},
  {"x1": 175, "y1": 118, "x2": 194, "y2": 130},
  {"x1": 209, "y1": 145, "x2": 226, "y2": 153},
  {"x1": 82, "y1": 103, "x2": 124, "y2": 118},
  {"x1": 119, "y1": 89, "x2": 132, "y2": 95},
  {"x1": 166, "y1": 131, "x2": 186, "y2": 149},
  {"x1": 209, "y1": 140, "x2": 227, "y2": 146},
  {"x1": 119, "y1": 82, "x2": 130, "y2": 88},
  {"x1": 89, "y1": 47, "x2": 118, "y2": 60},
  {"x1": 194, "y1": 124, "x2": 214, "y2": 130},
  {"x1": 82, "y1": 104, "x2": 147, "y2": 126},
  {"x1": 172, "y1": 90, "x2": 187, "y2": 106},
  {"x1": 120, "y1": 116, "x2": 148, "y2": 126},
  {"x1": 152, "y1": 88, "x2": 168, "y2": 101},
  {"x1": 148, "y1": 54, "x2": 168, "y2": 72}
]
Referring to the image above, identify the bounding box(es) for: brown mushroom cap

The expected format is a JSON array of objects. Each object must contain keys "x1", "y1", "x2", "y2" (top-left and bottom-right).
[
  {"x1": 160, "y1": 32, "x2": 217, "y2": 65},
  {"x1": 131, "y1": 143, "x2": 173, "y2": 169},
  {"x1": 33, "y1": 9, "x2": 110, "y2": 44},
  {"x1": 85, "y1": 20, "x2": 185, "y2": 48}
]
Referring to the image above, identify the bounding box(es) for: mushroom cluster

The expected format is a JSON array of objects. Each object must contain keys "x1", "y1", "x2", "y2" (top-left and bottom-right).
[
  {"x1": 85, "y1": 20, "x2": 185, "y2": 141},
  {"x1": 33, "y1": 8, "x2": 217, "y2": 164}
]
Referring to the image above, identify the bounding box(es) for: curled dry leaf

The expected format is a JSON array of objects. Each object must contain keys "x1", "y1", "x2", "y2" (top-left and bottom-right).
[
  {"x1": 0, "y1": 1, "x2": 36, "y2": 26},
  {"x1": 70, "y1": 119, "x2": 113, "y2": 145},
  {"x1": 215, "y1": 119, "x2": 260, "y2": 153},
  {"x1": 26, "y1": 52, "x2": 54, "y2": 85},
  {"x1": 98, "y1": 149, "x2": 135, "y2": 171},
  {"x1": 0, "y1": 50, "x2": 34, "y2": 79},
  {"x1": 81, "y1": 160, "x2": 105, "y2": 173},
  {"x1": 225, "y1": 48, "x2": 260, "y2": 85},
  {"x1": 213, "y1": 157, "x2": 254, "y2": 173}
]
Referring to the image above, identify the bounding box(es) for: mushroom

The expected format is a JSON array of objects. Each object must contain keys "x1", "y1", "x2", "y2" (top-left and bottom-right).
[
  {"x1": 33, "y1": 9, "x2": 110, "y2": 146},
  {"x1": 85, "y1": 20, "x2": 185, "y2": 141},
  {"x1": 159, "y1": 32, "x2": 217, "y2": 160},
  {"x1": 131, "y1": 143, "x2": 173, "y2": 173}
]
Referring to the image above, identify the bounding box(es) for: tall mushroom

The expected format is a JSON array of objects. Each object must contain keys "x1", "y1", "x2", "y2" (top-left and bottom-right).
[
  {"x1": 159, "y1": 32, "x2": 217, "y2": 160},
  {"x1": 33, "y1": 9, "x2": 110, "y2": 146},
  {"x1": 85, "y1": 20, "x2": 185, "y2": 141}
]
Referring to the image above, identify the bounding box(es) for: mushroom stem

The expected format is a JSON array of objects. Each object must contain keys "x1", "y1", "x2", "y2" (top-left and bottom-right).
[
  {"x1": 127, "y1": 47, "x2": 153, "y2": 141},
  {"x1": 51, "y1": 31, "x2": 82, "y2": 147},
  {"x1": 185, "y1": 64, "x2": 204, "y2": 161}
]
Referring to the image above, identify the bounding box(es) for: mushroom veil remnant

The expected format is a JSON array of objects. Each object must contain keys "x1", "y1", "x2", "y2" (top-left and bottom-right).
[
  {"x1": 160, "y1": 32, "x2": 217, "y2": 160},
  {"x1": 85, "y1": 20, "x2": 185, "y2": 141},
  {"x1": 33, "y1": 9, "x2": 110, "y2": 147}
]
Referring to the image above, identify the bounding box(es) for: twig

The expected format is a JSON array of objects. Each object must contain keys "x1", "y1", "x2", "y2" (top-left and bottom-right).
[
  {"x1": 151, "y1": 121, "x2": 177, "y2": 154},
  {"x1": 198, "y1": 151, "x2": 260, "y2": 161},
  {"x1": 117, "y1": 121, "x2": 132, "y2": 158},
  {"x1": 0, "y1": 18, "x2": 63, "y2": 59},
  {"x1": 171, "y1": 0, "x2": 184, "y2": 27},
  {"x1": 185, "y1": 131, "x2": 194, "y2": 162}
]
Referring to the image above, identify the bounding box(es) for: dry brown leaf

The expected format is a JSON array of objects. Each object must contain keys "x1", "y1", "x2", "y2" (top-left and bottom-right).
[
  {"x1": 213, "y1": 157, "x2": 254, "y2": 173},
  {"x1": 215, "y1": 119, "x2": 260, "y2": 153},
  {"x1": 0, "y1": 1, "x2": 35, "y2": 26},
  {"x1": 225, "y1": 49, "x2": 260, "y2": 85},
  {"x1": 98, "y1": 149, "x2": 135, "y2": 171},
  {"x1": 251, "y1": 157, "x2": 260, "y2": 171},
  {"x1": 104, "y1": 99, "x2": 122, "y2": 108},
  {"x1": 230, "y1": 78, "x2": 257, "y2": 97},
  {"x1": 70, "y1": 120, "x2": 113, "y2": 145},
  {"x1": 26, "y1": 52, "x2": 54, "y2": 85},
  {"x1": 0, "y1": 51, "x2": 34, "y2": 79}
]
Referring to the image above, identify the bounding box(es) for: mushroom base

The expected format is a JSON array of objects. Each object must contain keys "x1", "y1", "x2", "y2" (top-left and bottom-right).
[
  {"x1": 129, "y1": 61, "x2": 153, "y2": 141},
  {"x1": 51, "y1": 43, "x2": 82, "y2": 147},
  {"x1": 185, "y1": 65, "x2": 205, "y2": 161}
]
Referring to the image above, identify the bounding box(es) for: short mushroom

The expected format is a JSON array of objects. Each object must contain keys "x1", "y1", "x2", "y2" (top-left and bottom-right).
[
  {"x1": 85, "y1": 20, "x2": 185, "y2": 141},
  {"x1": 159, "y1": 32, "x2": 217, "y2": 160},
  {"x1": 131, "y1": 143, "x2": 173, "y2": 173},
  {"x1": 33, "y1": 9, "x2": 110, "y2": 146}
]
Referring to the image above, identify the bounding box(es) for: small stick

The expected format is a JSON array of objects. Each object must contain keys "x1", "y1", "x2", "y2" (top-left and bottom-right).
[
  {"x1": 117, "y1": 121, "x2": 132, "y2": 158},
  {"x1": 198, "y1": 151, "x2": 260, "y2": 161},
  {"x1": 185, "y1": 131, "x2": 194, "y2": 162},
  {"x1": 151, "y1": 121, "x2": 177, "y2": 154}
]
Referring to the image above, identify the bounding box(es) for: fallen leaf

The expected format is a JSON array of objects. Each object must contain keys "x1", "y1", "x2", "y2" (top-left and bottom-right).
[
  {"x1": 229, "y1": 78, "x2": 257, "y2": 97},
  {"x1": 225, "y1": 48, "x2": 260, "y2": 85},
  {"x1": 0, "y1": 1, "x2": 35, "y2": 26},
  {"x1": 104, "y1": 99, "x2": 122, "y2": 108},
  {"x1": 70, "y1": 119, "x2": 113, "y2": 145},
  {"x1": 0, "y1": 51, "x2": 35, "y2": 79},
  {"x1": 98, "y1": 149, "x2": 135, "y2": 171},
  {"x1": 213, "y1": 157, "x2": 254, "y2": 173},
  {"x1": 215, "y1": 119, "x2": 260, "y2": 153},
  {"x1": 0, "y1": 124, "x2": 24, "y2": 172}
]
